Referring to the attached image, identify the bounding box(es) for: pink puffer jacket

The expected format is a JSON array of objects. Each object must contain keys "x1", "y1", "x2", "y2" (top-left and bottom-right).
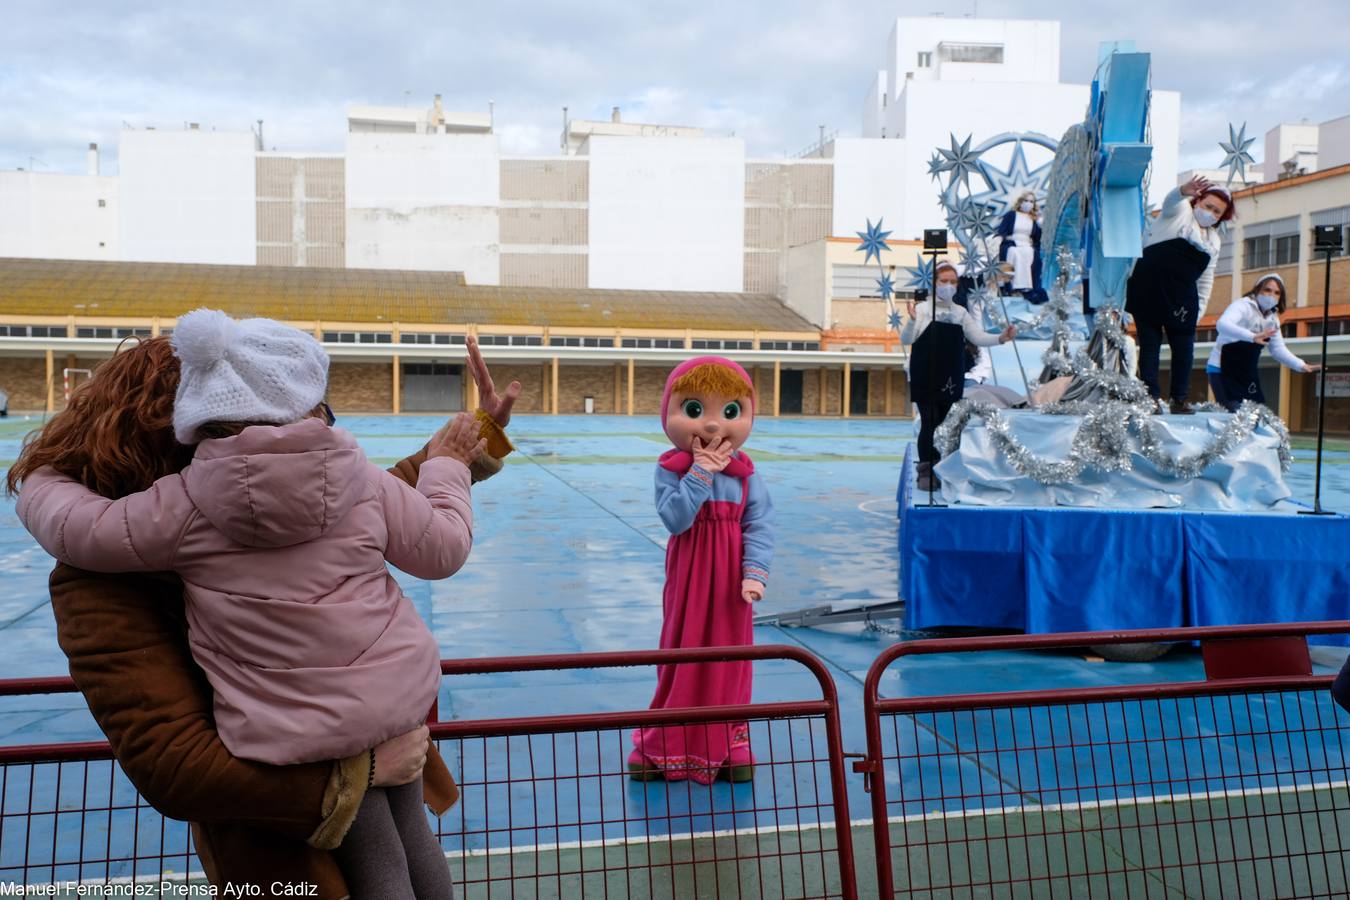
[{"x1": 18, "y1": 418, "x2": 470, "y2": 765}]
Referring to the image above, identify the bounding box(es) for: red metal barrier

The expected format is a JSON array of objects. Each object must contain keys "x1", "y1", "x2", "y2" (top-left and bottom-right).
[
  {"x1": 857, "y1": 622, "x2": 1350, "y2": 899},
  {"x1": 429, "y1": 645, "x2": 859, "y2": 899},
  {"x1": 1, "y1": 645, "x2": 858, "y2": 898}
]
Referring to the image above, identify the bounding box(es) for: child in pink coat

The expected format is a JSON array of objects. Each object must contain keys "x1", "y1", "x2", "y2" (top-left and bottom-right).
[{"x1": 17, "y1": 309, "x2": 477, "y2": 899}]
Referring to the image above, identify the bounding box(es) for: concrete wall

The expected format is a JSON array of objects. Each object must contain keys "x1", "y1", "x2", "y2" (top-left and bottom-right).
[
  {"x1": 0, "y1": 357, "x2": 48, "y2": 411},
  {"x1": 830, "y1": 138, "x2": 909, "y2": 240},
  {"x1": 345, "y1": 132, "x2": 500, "y2": 282},
  {"x1": 785, "y1": 240, "x2": 830, "y2": 327},
  {"x1": 0, "y1": 173, "x2": 118, "y2": 261},
  {"x1": 1318, "y1": 116, "x2": 1350, "y2": 172},
  {"x1": 119, "y1": 129, "x2": 256, "y2": 264},
  {"x1": 883, "y1": 17, "x2": 1060, "y2": 99},
  {"x1": 586, "y1": 136, "x2": 745, "y2": 292}
]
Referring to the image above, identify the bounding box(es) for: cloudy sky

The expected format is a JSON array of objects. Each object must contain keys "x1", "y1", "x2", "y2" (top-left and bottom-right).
[{"x1": 3, "y1": 0, "x2": 1348, "y2": 175}]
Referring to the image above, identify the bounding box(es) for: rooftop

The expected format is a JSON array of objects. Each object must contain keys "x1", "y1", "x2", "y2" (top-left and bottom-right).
[{"x1": 0, "y1": 258, "x2": 816, "y2": 332}]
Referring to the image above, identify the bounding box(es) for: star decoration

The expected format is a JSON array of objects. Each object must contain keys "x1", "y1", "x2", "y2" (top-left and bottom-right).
[
  {"x1": 1219, "y1": 122, "x2": 1256, "y2": 186},
  {"x1": 903, "y1": 257, "x2": 937, "y2": 291},
  {"x1": 934, "y1": 133, "x2": 981, "y2": 190},
  {"x1": 927, "y1": 150, "x2": 947, "y2": 182},
  {"x1": 887, "y1": 309, "x2": 903, "y2": 330},
  {"x1": 875, "y1": 271, "x2": 896, "y2": 300},
  {"x1": 855, "y1": 218, "x2": 892, "y2": 265},
  {"x1": 966, "y1": 141, "x2": 1052, "y2": 217}
]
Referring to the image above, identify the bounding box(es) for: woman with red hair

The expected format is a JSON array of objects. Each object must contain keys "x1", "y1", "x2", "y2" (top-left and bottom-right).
[
  {"x1": 6, "y1": 334, "x2": 518, "y2": 897},
  {"x1": 1125, "y1": 175, "x2": 1235, "y2": 412}
]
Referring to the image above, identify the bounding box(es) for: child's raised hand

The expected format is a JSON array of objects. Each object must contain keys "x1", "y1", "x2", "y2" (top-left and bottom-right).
[
  {"x1": 741, "y1": 579, "x2": 764, "y2": 604},
  {"x1": 691, "y1": 436, "x2": 734, "y2": 474},
  {"x1": 429, "y1": 412, "x2": 488, "y2": 466}
]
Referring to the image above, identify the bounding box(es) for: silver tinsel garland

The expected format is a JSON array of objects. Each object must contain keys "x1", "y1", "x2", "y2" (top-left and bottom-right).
[{"x1": 934, "y1": 399, "x2": 1292, "y2": 485}]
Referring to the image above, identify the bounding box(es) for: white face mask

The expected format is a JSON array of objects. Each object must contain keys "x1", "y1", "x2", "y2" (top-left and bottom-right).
[
  {"x1": 1018, "y1": 201, "x2": 1034, "y2": 213},
  {"x1": 1256, "y1": 292, "x2": 1279, "y2": 313},
  {"x1": 1194, "y1": 208, "x2": 1219, "y2": 228},
  {"x1": 935, "y1": 283, "x2": 958, "y2": 302}
]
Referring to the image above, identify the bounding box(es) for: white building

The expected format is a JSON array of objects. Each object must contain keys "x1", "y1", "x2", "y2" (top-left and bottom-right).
[
  {"x1": 0, "y1": 144, "x2": 117, "y2": 261},
  {"x1": 858, "y1": 17, "x2": 1181, "y2": 237},
  {"x1": 1263, "y1": 123, "x2": 1320, "y2": 182},
  {"x1": 1, "y1": 19, "x2": 1188, "y2": 294}
]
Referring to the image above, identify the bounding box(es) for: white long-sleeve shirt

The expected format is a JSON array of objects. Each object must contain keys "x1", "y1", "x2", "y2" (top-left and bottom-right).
[
  {"x1": 900, "y1": 300, "x2": 1002, "y2": 374},
  {"x1": 1205, "y1": 296, "x2": 1310, "y2": 372},
  {"x1": 1144, "y1": 186, "x2": 1223, "y2": 310}
]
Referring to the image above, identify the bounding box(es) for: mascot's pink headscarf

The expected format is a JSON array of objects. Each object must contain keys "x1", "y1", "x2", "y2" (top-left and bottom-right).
[{"x1": 658, "y1": 356, "x2": 756, "y2": 478}]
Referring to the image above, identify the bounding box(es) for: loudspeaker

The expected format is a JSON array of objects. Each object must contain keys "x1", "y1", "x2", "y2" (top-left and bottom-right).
[
  {"x1": 923, "y1": 228, "x2": 948, "y2": 250},
  {"x1": 1313, "y1": 224, "x2": 1344, "y2": 252}
]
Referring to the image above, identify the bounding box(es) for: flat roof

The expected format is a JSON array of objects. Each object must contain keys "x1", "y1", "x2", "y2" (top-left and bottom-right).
[{"x1": 0, "y1": 258, "x2": 817, "y2": 333}]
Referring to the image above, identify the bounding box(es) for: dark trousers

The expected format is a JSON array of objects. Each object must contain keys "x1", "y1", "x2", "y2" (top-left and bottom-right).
[
  {"x1": 1136, "y1": 321, "x2": 1196, "y2": 402},
  {"x1": 1207, "y1": 370, "x2": 1238, "y2": 412},
  {"x1": 917, "y1": 400, "x2": 955, "y2": 464},
  {"x1": 333, "y1": 777, "x2": 455, "y2": 899}
]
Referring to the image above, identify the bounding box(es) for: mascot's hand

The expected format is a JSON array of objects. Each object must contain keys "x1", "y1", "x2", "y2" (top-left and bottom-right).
[
  {"x1": 741, "y1": 579, "x2": 764, "y2": 604},
  {"x1": 692, "y1": 436, "x2": 734, "y2": 473}
]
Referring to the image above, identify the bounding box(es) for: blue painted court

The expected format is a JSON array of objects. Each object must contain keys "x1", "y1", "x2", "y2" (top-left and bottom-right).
[{"x1": 2, "y1": 414, "x2": 1349, "y2": 884}]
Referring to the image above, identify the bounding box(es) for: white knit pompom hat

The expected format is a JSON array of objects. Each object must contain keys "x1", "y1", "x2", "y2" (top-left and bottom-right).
[{"x1": 171, "y1": 308, "x2": 330, "y2": 444}]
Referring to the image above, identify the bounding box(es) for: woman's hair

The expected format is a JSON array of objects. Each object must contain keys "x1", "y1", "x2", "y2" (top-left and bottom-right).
[
  {"x1": 1245, "y1": 275, "x2": 1287, "y2": 314},
  {"x1": 1191, "y1": 186, "x2": 1237, "y2": 224},
  {"x1": 934, "y1": 260, "x2": 960, "y2": 281},
  {"x1": 6, "y1": 337, "x2": 195, "y2": 500},
  {"x1": 1016, "y1": 191, "x2": 1040, "y2": 216}
]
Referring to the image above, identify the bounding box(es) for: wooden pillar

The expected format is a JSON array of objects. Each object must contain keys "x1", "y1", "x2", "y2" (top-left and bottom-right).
[
  {"x1": 613, "y1": 363, "x2": 622, "y2": 414},
  {"x1": 1289, "y1": 371, "x2": 1306, "y2": 432},
  {"x1": 551, "y1": 357, "x2": 560, "y2": 415},
  {"x1": 1279, "y1": 366, "x2": 1294, "y2": 427},
  {"x1": 842, "y1": 361, "x2": 852, "y2": 419},
  {"x1": 627, "y1": 358, "x2": 635, "y2": 415},
  {"x1": 45, "y1": 348, "x2": 54, "y2": 413},
  {"x1": 392, "y1": 355, "x2": 401, "y2": 414},
  {"x1": 772, "y1": 361, "x2": 781, "y2": 417},
  {"x1": 819, "y1": 368, "x2": 828, "y2": 416},
  {"x1": 884, "y1": 366, "x2": 893, "y2": 415}
]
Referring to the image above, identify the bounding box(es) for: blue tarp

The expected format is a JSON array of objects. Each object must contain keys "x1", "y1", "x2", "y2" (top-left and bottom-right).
[{"x1": 899, "y1": 452, "x2": 1350, "y2": 643}]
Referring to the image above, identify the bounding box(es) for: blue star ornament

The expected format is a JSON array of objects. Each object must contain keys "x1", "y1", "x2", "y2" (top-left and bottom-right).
[
  {"x1": 935, "y1": 133, "x2": 981, "y2": 189},
  {"x1": 903, "y1": 257, "x2": 937, "y2": 290},
  {"x1": 855, "y1": 218, "x2": 892, "y2": 265},
  {"x1": 1218, "y1": 122, "x2": 1256, "y2": 185},
  {"x1": 887, "y1": 309, "x2": 903, "y2": 330},
  {"x1": 875, "y1": 271, "x2": 896, "y2": 300},
  {"x1": 927, "y1": 150, "x2": 946, "y2": 182}
]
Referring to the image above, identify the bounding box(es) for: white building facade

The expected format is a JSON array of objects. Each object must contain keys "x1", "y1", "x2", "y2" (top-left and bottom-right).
[
  {"x1": 0, "y1": 18, "x2": 1187, "y2": 297},
  {"x1": 858, "y1": 17, "x2": 1181, "y2": 235}
]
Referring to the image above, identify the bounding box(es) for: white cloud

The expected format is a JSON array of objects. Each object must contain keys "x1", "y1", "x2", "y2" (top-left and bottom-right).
[{"x1": 1, "y1": 0, "x2": 1347, "y2": 175}]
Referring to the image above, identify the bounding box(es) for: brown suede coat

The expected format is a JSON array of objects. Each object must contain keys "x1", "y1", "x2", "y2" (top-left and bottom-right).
[{"x1": 49, "y1": 421, "x2": 511, "y2": 898}]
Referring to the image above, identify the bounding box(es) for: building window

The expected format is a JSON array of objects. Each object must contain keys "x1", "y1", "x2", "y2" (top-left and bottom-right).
[
  {"x1": 399, "y1": 333, "x2": 464, "y2": 345},
  {"x1": 323, "y1": 331, "x2": 392, "y2": 344},
  {"x1": 402, "y1": 362, "x2": 462, "y2": 376},
  {"x1": 916, "y1": 51, "x2": 933, "y2": 68},
  {"x1": 1243, "y1": 236, "x2": 1271, "y2": 270},
  {"x1": 1274, "y1": 234, "x2": 1300, "y2": 267},
  {"x1": 76, "y1": 327, "x2": 114, "y2": 339},
  {"x1": 939, "y1": 42, "x2": 1004, "y2": 64},
  {"x1": 548, "y1": 336, "x2": 614, "y2": 348},
  {"x1": 0, "y1": 324, "x2": 66, "y2": 338}
]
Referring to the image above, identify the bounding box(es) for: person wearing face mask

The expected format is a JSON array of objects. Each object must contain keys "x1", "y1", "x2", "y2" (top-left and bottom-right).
[
  {"x1": 996, "y1": 191, "x2": 1047, "y2": 303},
  {"x1": 901, "y1": 260, "x2": 1017, "y2": 490},
  {"x1": 1207, "y1": 273, "x2": 1320, "y2": 411},
  {"x1": 1125, "y1": 175, "x2": 1235, "y2": 413}
]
